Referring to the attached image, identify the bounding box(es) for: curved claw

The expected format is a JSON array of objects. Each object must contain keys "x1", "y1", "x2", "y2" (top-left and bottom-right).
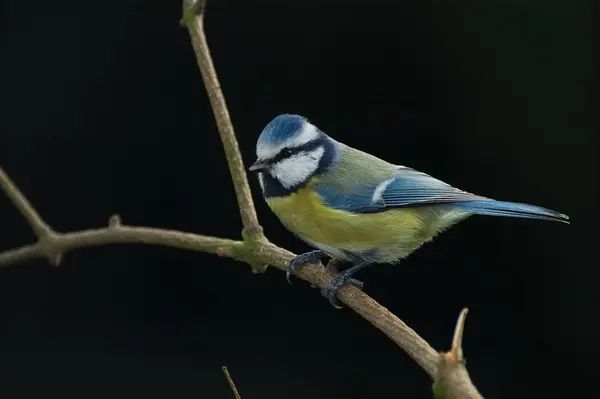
[
  {"x1": 285, "y1": 269, "x2": 294, "y2": 285},
  {"x1": 286, "y1": 250, "x2": 327, "y2": 284}
]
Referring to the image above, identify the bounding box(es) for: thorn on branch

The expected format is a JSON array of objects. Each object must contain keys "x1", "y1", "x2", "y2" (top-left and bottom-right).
[
  {"x1": 39, "y1": 232, "x2": 63, "y2": 267},
  {"x1": 49, "y1": 252, "x2": 62, "y2": 267},
  {"x1": 446, "y1": 308, "x2": 469, "y2": 364},
  {"x1": 216, "y1": 245, "x2": 267, "y2": 274},
  {"x1": 250, "y1": 263, "x2": 268, "y2": 274},
  {"x1": 109, "y1": 214, "x2": 122, "y2": 228},
  {"x1": 432, "y1": 308, "x2": 482, "y2": 399}
]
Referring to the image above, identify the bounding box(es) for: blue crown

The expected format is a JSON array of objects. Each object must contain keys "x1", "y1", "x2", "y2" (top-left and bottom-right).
[{"x1": 258, "y1": 114, "x2": 307, "y2": 146}]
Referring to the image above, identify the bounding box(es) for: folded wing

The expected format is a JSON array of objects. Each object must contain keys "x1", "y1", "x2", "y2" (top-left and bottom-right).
[{"x1": 315, "y1": 166, "x2": 568, "y2": 223}]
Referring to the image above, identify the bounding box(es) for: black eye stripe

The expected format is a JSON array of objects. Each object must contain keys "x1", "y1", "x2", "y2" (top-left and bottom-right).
[{"x1": 270, "y1": 139, "x2": 323, "y2": 164}]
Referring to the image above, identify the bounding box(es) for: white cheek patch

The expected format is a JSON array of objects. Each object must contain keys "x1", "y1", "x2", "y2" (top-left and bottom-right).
[
  {"x1": 257, "y1": 122, "x2": 320, "y2": 160},
  {"x1": 270, "y1": 146, "x2": 325, "y2": 189}
]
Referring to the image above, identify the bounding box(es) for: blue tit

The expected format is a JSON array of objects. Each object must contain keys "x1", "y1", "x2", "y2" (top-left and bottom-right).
[{"x1": 249, "y1": 114, "x2": 569, "y2": 306}]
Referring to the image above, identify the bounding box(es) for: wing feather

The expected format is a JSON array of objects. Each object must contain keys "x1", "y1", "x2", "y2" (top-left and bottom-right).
[
  {"x1": 315, "y1": 165, "x2": 486, "y2": 214},
  {"x1": 379, "y1": 167, "x2": 485, "y2": 208}
]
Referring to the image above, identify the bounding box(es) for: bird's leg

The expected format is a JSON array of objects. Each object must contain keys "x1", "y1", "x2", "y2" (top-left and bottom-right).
[
  {"x1": 326, "y1": 259, "x2": 363, "y2": 291},
  {"x1": 322, "y1": 261, "x2": 371, "y2": 308},
  {"x1": 286, "y1": 250, "x2": 328, "y2": 284}
]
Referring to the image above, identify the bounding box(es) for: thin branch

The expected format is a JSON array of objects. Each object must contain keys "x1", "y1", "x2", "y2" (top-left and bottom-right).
[
  {"x1": 0, "y1": 167, "x2": 63, "y2": 265},
  {"x1": 181, "y1": 0, "x2": 262, "y2": 238},
  {"x1": 0, "y1": 1, "x2": 486, "y2": 398},
  {"x1": 0, "y1": 210, "x2": 245, "y2": 269},
  {"x1": 222, "y1": 366, "x2": 242, "y2": 399},
  {"x1": 0, "y1": 168, "x2": 52, "y2": 238}
]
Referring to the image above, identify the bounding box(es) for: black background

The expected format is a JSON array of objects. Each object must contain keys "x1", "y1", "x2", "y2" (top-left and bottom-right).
[{"x1": 1, "y1": 0, "x2": 597, "y2": 398}]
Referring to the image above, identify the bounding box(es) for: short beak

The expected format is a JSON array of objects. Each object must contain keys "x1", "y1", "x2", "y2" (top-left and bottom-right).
[{"x1": 249, "y1": 160, "x2": 268, "y2": 172}]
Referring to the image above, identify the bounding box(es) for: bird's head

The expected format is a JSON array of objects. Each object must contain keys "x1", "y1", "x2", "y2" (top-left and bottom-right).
[{"x1": 249, "y1": 114, "x2": 337, "y2": 192}]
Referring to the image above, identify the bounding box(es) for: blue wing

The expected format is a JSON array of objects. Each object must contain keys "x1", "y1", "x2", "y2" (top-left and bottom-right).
[
  {"x1": 375, "y1": 167, "x2": 484, "y2": 209},
  {"x1": 314, "y1": 166, "x2": 569, "y2": 223},
  {"x1": 315, "y1": 166, "x2": 483, "y2": 214}
]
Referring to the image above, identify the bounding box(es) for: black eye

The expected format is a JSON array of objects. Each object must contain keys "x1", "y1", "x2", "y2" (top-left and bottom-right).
[{"x1": 281, "y1": 148, "x2": 293, "y2": 157}]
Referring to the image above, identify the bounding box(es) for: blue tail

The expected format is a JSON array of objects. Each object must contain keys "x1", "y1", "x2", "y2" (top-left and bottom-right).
[{"x1": 454, "y1": 200, "x2": 570, "y2": 223}]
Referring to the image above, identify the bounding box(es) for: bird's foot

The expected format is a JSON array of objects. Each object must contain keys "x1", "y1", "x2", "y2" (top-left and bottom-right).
[
  {"x1": 322, "y1": 270, "x2": 364, "y2": 309},
  {"x1": 286, "y1": 250, "x2": 327, "y2": 284}
]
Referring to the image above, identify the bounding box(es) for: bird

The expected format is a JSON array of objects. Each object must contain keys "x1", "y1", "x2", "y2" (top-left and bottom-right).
[{"x1": 248, "y1": 114, "x2": 569, "y2": 307}]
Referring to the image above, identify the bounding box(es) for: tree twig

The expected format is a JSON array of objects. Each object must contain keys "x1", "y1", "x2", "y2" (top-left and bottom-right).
[
  {"x1": 0, "y1": 168, "x2": 52, "y2": 238},
  {"x1": 0, "y1": 1, "x2": 486, "y2": 398},
  {"x1": 222, "y1": 366, "x2": 242, "y2": 399},
  {"x1": 181, "y1": 0, "x2": 263, "y2": 238},
  {"x1": 0, "y1": 212, "x2": 245, "y2": 269}
]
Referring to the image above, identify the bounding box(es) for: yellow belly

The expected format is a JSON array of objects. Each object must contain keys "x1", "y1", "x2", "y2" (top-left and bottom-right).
[{"x1": 266, "y1": 184, "x2": 442, "y2": 262}]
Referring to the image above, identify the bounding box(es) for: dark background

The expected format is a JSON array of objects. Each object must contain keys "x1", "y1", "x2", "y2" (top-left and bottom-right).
[{"x1": 0, "y1": 0, "x2": 596, "y2": 398}]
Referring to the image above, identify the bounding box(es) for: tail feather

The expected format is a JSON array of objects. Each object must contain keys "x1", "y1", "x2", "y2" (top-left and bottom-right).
[{"x1": 454, "y1": 200, "x2": 570, "y2": 224}]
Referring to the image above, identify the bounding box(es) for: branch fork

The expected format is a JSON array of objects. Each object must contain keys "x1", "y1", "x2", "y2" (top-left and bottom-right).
[{"x1": 0, "y1": 2, "x2": 485, "y2": 398}]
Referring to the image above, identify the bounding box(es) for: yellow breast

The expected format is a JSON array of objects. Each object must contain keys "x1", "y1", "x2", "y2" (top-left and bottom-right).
[{"x1": 266, "y1": 180, "x2": 439, "y2": 261}]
